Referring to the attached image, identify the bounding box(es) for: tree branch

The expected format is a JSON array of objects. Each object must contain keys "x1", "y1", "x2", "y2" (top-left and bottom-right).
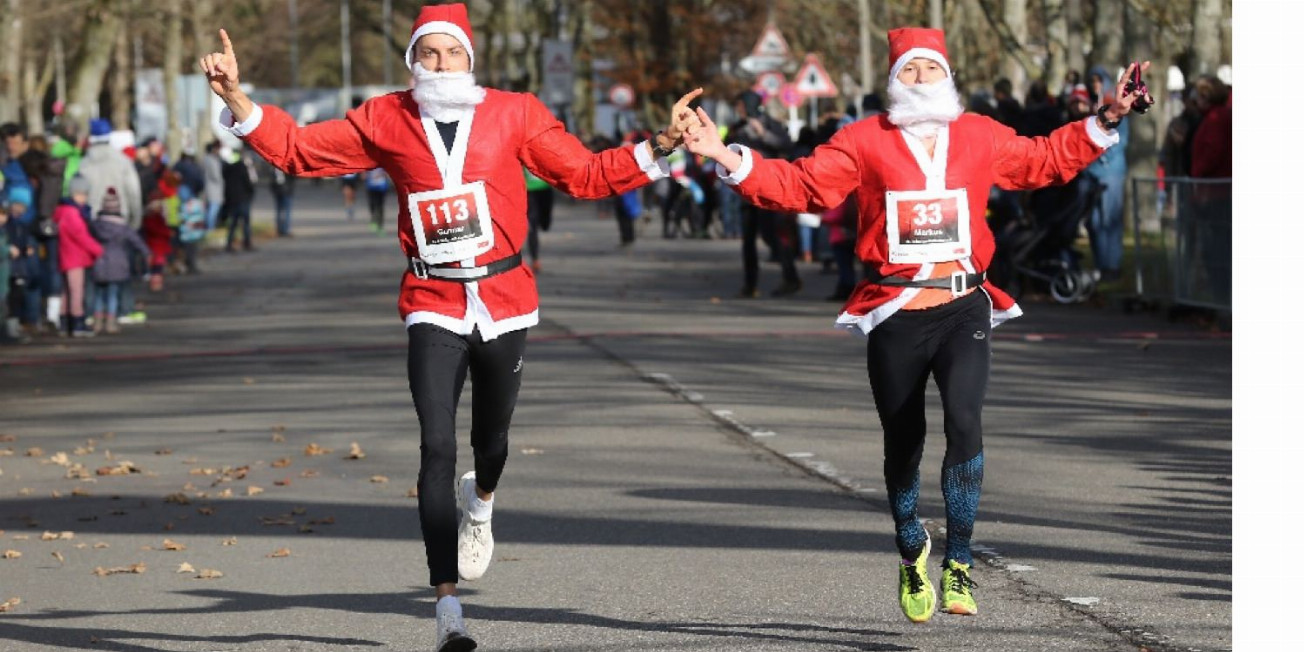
[{"x1": 973, "y1": 0, "x2": 1042, "y2": 79}]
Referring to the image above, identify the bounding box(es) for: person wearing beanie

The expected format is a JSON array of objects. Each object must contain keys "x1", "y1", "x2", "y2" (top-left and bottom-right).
[
  {"x1": 52, "y1": 174, "x2": 103, "y2": 337},
  {"x1": 79, "y1": 118, "x2": 144, "y2": 231},
  {"x1": 685, "y1": 27, "x2": 1151, "y2": 624},
  {"x1": 200, "y1": 4, "x2": 702, "y2": 649},
  {"x1": 89, "y1": 187, "x2": 151, "y2": 335}
]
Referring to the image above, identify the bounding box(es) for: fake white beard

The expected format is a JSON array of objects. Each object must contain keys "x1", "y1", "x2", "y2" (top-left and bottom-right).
[
  {"x1": 410, "y1": 64, "x2": 486, "y2": 122},
  {"x1": 886, "y1": 77, "x2": 964, "y2": 139}
]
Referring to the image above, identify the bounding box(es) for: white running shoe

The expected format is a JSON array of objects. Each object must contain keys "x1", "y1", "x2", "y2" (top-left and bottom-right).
[
  {"x1": 435, "y1": 597, "x2": 477, "y2": 652},
  {"x1": 457, "y1": 471, "x2": 494, "y2": 581}
]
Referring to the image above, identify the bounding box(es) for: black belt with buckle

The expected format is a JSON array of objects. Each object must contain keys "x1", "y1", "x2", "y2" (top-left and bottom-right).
[
  {"x1": 409, "y1": 253, "x2": 523, "y2": 283},
  {"x1": 867, "y1": 269, "x2": 986, "y2": 295}
]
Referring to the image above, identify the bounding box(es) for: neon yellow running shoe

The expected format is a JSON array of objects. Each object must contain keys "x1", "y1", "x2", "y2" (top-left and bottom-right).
[
  {"x1": 941, "y1": 559, "x2": 978, "y2": 615},
  {"x1": 898, "y1": 533, "x2": 936, "y2": 623}
]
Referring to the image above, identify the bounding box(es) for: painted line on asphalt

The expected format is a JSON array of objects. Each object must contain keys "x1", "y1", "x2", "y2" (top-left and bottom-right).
[{"x1": 0, "y1": 327, "x2": 1229, "y2": 368}]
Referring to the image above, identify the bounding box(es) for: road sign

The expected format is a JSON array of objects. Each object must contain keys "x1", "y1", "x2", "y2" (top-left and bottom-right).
[
  {"x1": 608, "y1": 83, "x2": 635, "y2": 109},
  {"x1": 779, "y1": 83, "x2": 802, "y2": 109},
  {"x1": 738, "y1": 54, "x2": 788, "y2": 75},
  {"x1": 751, "y1": 23, "x2": 792, "y2": 59},
  {"x1": 752, "y1": 72, "x2": 785, "y2": 100},
  {"x1": 794, "y1": 53, "x2": 839, "y2": 98},
  {"x1": 541, "y1": 39, "x2": 574, "y2": 105}
]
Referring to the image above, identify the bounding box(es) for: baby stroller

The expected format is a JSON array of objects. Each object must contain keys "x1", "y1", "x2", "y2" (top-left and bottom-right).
[{"x1": 988, "y1": 175, "x2": 1102, "y2": 303}]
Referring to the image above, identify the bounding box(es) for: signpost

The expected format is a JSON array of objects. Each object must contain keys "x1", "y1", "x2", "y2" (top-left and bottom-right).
[
  {"x1": 793, "y1": 53, "x2": 840, "y2": 127},
  {"x1": 738, "y1": 23, "x2": 793, "y2": 75},
  {"x1": 752, "y1": 71, "x2": 786, "y2": 101},
  {"x1": 608, "y1": 83, "x2": 635, "y2": 109},
  {"x1": 541, "y1": 39, "x2": 575, "y2": 107}
]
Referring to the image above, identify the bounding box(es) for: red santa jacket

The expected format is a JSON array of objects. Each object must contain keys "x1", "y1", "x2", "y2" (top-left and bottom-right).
[
  {"x1": 232, "y1": 90, "x2": 664, "y2": 337},
  {"x1": 723, "y1": 113, "x2": 1115, "y2": 333}
]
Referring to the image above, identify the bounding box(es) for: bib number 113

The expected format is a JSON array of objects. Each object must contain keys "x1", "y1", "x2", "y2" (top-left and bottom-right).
[{"x1": 427, "y1": 198, "x2": 470, "y2": 225}]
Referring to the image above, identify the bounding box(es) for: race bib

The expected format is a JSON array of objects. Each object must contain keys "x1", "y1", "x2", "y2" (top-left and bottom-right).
[
  {"x1": 408, "y1": 181, "x2": 494, "y2": 265},
  {"x1": 884, "y1": 188, "x2": 971, "y2": 264}
]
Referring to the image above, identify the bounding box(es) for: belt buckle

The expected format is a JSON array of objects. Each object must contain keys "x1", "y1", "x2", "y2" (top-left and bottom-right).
[
  {"x1": 950, "y1": 270, "x2": 968, "y2": 296},
  {"x1": 411, "y1": 258, "x2": 429, "y2": 280}
]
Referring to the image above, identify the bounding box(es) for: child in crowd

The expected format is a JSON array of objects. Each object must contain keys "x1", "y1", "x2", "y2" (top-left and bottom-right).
[
  {"x1": 52, "y1": 175, "x2": 103, "y2": 337},
  {"x1": 90, "y1": 188, "x2": 150, "y2": 334},
  {"x1": 140, "y1": 190, "x2": 173, "y2": 292},
  {"x1": 176, "y1": 184, "x2": 207, "y2": 274}
]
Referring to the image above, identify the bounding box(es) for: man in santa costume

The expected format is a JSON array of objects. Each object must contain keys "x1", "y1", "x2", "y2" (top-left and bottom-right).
[
  {"x1": 684, "y1": 28, "x2": 1150, "y2": 624},
  {"x1": 201, "y1": 5, "x2": 700, "y2": 650}
]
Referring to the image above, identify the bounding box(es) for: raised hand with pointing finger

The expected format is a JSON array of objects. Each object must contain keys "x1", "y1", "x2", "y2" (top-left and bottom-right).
[{"x1": 200, "y1": 29, "x2": 253, "y2": 123}]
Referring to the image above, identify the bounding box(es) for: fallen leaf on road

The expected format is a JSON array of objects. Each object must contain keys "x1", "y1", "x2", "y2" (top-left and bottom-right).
[
  {"x1": 93, "y1": 563, "x2": 146, "y2": 576},
  {"x1": 260, "y1": 516, "x2": 295, "y2": 526},
  {"x1": 303, "y1": 443, "x2": 331, "y2": 457},
  {"x1": 94, "y1": 543, "x2": 109, "y2": 549},
  {"x1": 48, "y1": 452, "x2": 71, "y2": 466},
  {"x1": 155, "y1": 449, "x2": 172, "y2": 456},
  {"x1": 521, "y1": 448, "x2": 545, "y2": 455},
  {"x1": 272, "y1": 432, "x2": 286, "y2": 443},
  {"x1": 181, "y1": 457, "x2": 198, "y2": 464},
  {"x1": 11, "y1": 535, "x2": 29, "y2": 541},
  {"x1": 161, "y1": 539, "x2": 186, "y2": 551},
  {"x1": 164, "y1": 493, "x2": 191, "y2": 505},
  {"x1": 3, "y1": 550, "x2": 21, "y2": 559},
  {"x1": 50, "y1": 490, "x2": 62, "y2": 499},
  {"x1": 96, "y1": 461, "x2": 139, "y2": 476},
  {"x1": 300, "y1": 470, "x2": 320, "y2": 478},
  {"x1": 307, "y1": 516, "x2": 335, "y2": 525},
  {"x1": 370, "y1": 475, "x2": 388, "y2": 483},
  {"x1": 17, "y1": 488, "x2": 31, "y2": 496},
  {"x1": 247, "y1": 486, "x2": 265, "y2": 497},
  {"x1": 406, "y1": 486, "x2": 418, "y2": 498},
  {"x1": 52, "y1": 551, "x2": 64, "y2": 563},
  {"x1": 344, "y1": 443, "x2": 366, "y2": 460},
  {"x1": 75, "y1": 543, "x2": 87, "y2": 549},
  {"x1": 274, "y1": 478, "x2": 292, "y2": 486},
  {"x1": 71, "y1": 488, "x2": 92, "y2": 498},
  {"x1": 197, "y1": 507, "x2": 215, "y2": 516},
  {"x1": 0, "y1": 597, "x2": 20, "y2": 613},
  {"x1": 40, "y1": 532, "x2": 74, "y2": 541},
  {"x1": 25, "y1": 448, "x2": 44, "y2": 457},
  {"x1": 268, "y1": 548, "x2": 291, "y2": 558},
  {"x1": 271, "y1": 458, "x2": 292, "y2": 468},
  {"x1": 0, "y1": 448, "x2": 12, "y2": 457},
  {"x1": 222, "y1": 537, "x2": 238, "y2": 546},
  {"x1": 196, "y1": 569, "x2": 223, "y2": 579},
  {"x1": 189, "y1": 468, "x2": 216, "y2": 476},
  {"x1": 176, "y1": 562, "x2": 195, "y2": 573},
  {"x1": 217, "y1": 489, "x2": 233, "y2": 499},
  {"x1": 0, "y1": 434, "x2": 14, "y2": 442}
]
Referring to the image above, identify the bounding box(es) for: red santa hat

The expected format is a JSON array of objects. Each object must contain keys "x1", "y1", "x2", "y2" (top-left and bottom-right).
[
  {"x1": 888, "y1": 27, "x2": 951, "y2": 81},
  {"x1": 1068, "y1": 84, "x2": 1091, "y2": 105},
  {"x1": 406, "y1": 4, "x2": 476, "y2": 72}
]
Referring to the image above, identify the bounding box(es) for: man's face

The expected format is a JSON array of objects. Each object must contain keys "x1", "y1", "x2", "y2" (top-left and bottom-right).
[
  {"x1": 1067, "y1": 98, "x2": 1091, "y2": 120},
  {"x1": 4, "y1": 134, "x2": 27, "y2": 158},
  {"x1": 413, "y1": 33, "x2": 471, "y2": 73},
  {"x1": 896, "y1": 58, "x2": 947, "y2": 86}
]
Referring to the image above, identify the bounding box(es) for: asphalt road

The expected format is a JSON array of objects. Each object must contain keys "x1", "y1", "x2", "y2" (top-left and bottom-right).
[{"x1": 0, "y1": 184, "x2": 1231, "y2": 651}]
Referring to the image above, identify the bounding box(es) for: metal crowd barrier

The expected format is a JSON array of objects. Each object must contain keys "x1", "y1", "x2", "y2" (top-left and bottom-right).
[{"x1": 1130, "y1": 176, "x2": 1232, "y2": 312}]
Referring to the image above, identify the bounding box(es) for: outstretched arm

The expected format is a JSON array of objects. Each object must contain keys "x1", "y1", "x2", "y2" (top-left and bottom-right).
[
  {"x1": 994, "y1": 61, "x2": 1152, "y2": 189},
  {"x1": 684, "y1": 107, "x2": 860, "y2": 214},
  {"x1": 520, "y1": 89, "x2": 703, "y2": 199},
  {"x1": 200, "y1": 29, "x2": 376, "y2": 177}
]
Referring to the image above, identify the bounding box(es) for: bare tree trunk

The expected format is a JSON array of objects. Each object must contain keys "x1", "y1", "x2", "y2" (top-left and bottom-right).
[
  {"x1": 858, "y1": 0, "x2": 873, "y2": 98},
  {"x1": 109, "y1": 10, "x2": 131, "y2": 129},
  {"x1": 1001, "y1": 0, "x2": 1028, "y2": 98},
  {"x1": 1220, "y1": 0, "x2": 1231, "y2": 69},
  {"x1": 1191, "y1": 0, "x2": 1223, "y2": 76},
  {"x1": 502, "y1": 0, "x2": 520, "y2": 90},
  {"x1": 1090, "y1": 0, "x2": 1123, "y2": 71},
  {"x1": 1124, "y1": 1, "x2": 1160, "y2": 237},
  {"x1": 929, "y1": 0, "x2": 943, "y2": 28},
  {"x1": 190, "y1": 0, "x2": 213, "y2": 149},
  {"x1": 569, "y1": 0, "x2": 594, "y2": 136},
  {"x1": 1043, "y1": 0, "x2": 1067, "y2": 88},
  {"x1": 22, "y1": 43, "x2": 54, "y2": 131},
  {"x1": 1, "y1": 0, "x2": 22, "y2": 124},
  {"x1": 66, "y1": 0, "x2": 123, "y2": 131},
  {"x1": 1065, "y1": 0, "x2": 1084, "y2": 76},
  {"x1": 165, "y1": 0, "x2": 183, "y2": 156}
]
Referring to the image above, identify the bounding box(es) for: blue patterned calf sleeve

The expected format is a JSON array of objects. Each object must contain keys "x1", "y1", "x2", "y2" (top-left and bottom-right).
[
  {"x1": 941, "y1": 451, "x2": 984, "y2": 565},
  {"x1": 887, "y1": 470, "x2": 928, "y2": 561}
]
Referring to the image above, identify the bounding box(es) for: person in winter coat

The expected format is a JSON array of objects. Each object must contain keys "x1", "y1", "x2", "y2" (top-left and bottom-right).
[
  {"x1": 4, "y1": 185, "x2": 42, "y2": 333},
  {"x1": 52, "y1": 175, "x2": 103, "y2": 337},
  {"x1": 79, "y1": 119, "x2": 144, "y2": 229},
  {"x1": 1083, "y1": 64, "x2": 1131, "y2": 282},
  {"x1": 176, "y1": 184, "x2": 207, "y2": 274},
  {"x1": 140, "y1": 191, "x2": 174, "y2": 292},
  {"x1": 90, "y1": 188, "x2": 151, "y2": 334}
]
